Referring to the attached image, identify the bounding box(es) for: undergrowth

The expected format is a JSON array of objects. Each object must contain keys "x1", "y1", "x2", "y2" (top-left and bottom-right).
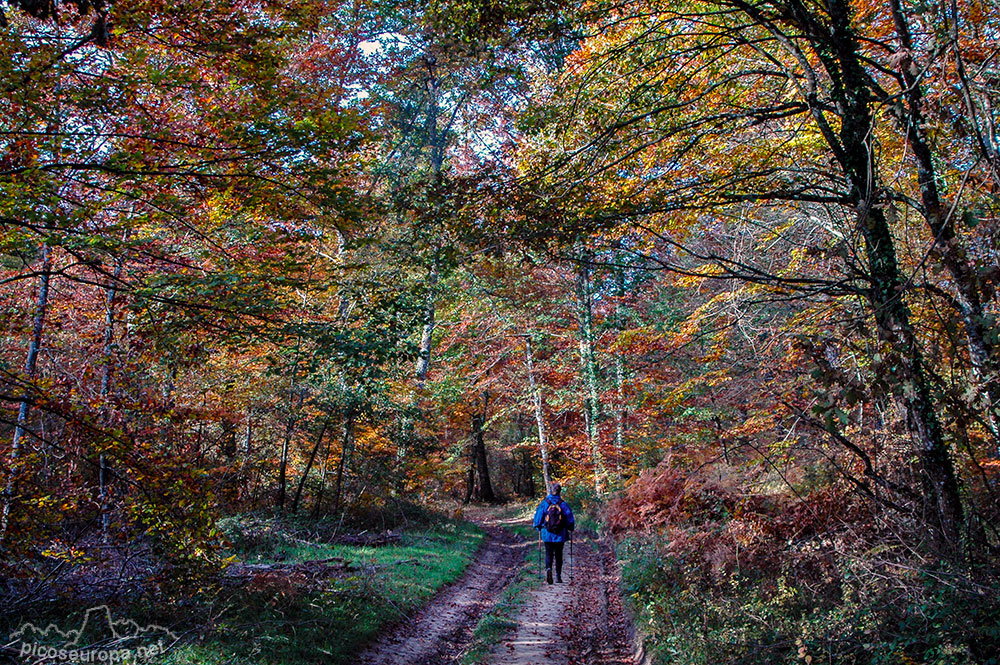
[
  {"x1": 619, "y1": 533, "x2": 1000, "y2": 665},
  {"x1": 161, "y1": 518, "x2": 483, "y2": 665},
  {"x1": 1, "y1": 514, "x2": 483, "y2": 665},
  {"x1": 609, "y1": 465, "x2": 1000, "y2": 665}
]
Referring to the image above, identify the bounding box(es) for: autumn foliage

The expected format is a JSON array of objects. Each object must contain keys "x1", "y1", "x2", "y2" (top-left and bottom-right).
[{"x1": 1, "y1": 0, "x2": 999, "y2": 661}]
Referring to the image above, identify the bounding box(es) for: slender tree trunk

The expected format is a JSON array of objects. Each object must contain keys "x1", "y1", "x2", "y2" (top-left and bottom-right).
[
  {"x1": 244, "y1": 413, "x2": 253, "y2": 457},
  {"x1": 944, "y1": 0, "x2": 1000, "y2": 189},
  {"x1": 1, "y1": 244, "x2": 53, "y2": 544},
  {"x1": 277, "y1": 388, "x2": 304, "y2": 514},
  {"x1": 463, "y1": 442, "x2": 476, "y2": 504},
  {"x1": 311, "y1": 423, "x2": 335, "y2": 518},
  {"x1": 332, "y1": 416, "x2": 354, "y2": 514},
  {"x1": 400, "y1": 56, "x2": 446, "y2": 469},
  {"x1": 291, "y1": 416, "x2": 331, "y2": 514},
  {"x1": 399, "y1": 267, "x2": 437, "y2": 467},
  {"x1": 575, "y1": 249, "x2": 606, "y2": 494},
  {"x1": 98, "y1": 251, "x2": 126, "y2": 543},
  {"x1": 415, "y1": 269, "x2": 437, "y2": 384},
  {"x1": 521, "y1": 449, "x2": 536, "y2": 497},
  {"x1": 471, "y1": 407, "x2": 496, "y2": 503},
  {"x1": 524, "y1": 337, "x2": 552, "y2": 489},
  {"x1": 614, "y1": 355, "x2": 626, "y2": 482},
  {"x1": 612, "y1": 266, "x2": 627, "y2": 482},
  {"x1": 238, "y1": 408, "x2": 255, "y2": 505}
]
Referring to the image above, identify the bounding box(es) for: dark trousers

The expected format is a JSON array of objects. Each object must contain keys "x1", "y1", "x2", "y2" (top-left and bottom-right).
[{"x1": 544, "y1": 541, "x2": 564, "y2": 576}]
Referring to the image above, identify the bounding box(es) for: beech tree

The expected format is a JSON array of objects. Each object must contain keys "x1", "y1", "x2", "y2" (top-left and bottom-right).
[
  {"x1": 503, "y1": 0, "x2": 999, "y2": 549},
  {"x1": 0, "y1": 0, "x2": 376, "y2": 555}
]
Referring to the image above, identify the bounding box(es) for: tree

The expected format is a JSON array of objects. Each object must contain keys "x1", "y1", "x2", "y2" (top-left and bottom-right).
[
  {"x1": 502, "y1": 0, "x2": 999, "y2": 549},
  {"x1": 0, "y1": 0, "x2": 376, "y2": 557}
]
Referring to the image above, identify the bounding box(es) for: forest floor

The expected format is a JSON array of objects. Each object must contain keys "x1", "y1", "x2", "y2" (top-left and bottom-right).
[
  {"x1": 359, "y1": 505, "x2": 636, "y2": 665},
  {"x1": 1, "y1": 506, "x2": 636, "y2": 665}
]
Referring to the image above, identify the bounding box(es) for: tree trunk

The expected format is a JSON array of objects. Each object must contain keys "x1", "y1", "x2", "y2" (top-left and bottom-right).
[
  {"x1": 1, "y1": 243, "x2": 53, "y2": 543},
  {"x1": 463, "y1": 444, "x2": 476, "y2": 504},
  {"x1": 521, "y1": 448, "x2": 536, "y2": 497},
  {"x1": 612, "y1": 265, "x2": 627, "y2": 482},
  {"x1": 471, "y1": 406, "x2": 496, "y2": 503},
  {"x1": 277, "y1": 387, "x2": 305, "y2": 514},
  {"x1": 575, "y1": 248, "x2": 606, "y2": 494},
  {"x1": 943, "y1": 0, "x2": 1000, "y2": 190},
  {"x1": 98, "y1": 251, "x2": 126, "y2": 543},
  {"x1": 415, "y1": 269, "x2": 437, "y2": 384},
  {"x1": 332, "y1": 416, "x2": 354, "y2": 514},
  {"x1": 613, "y1": 354, "x2": 626, "y2": 482},
  {"x1": 400, "y1": 56, "x2": 446, "y2": 468},
  {"x1": 887, "y1": 0, "x2": 1000, "y2": 446},
  {"x1": 291, "y1": 416, "x2": 331, "y2": 514},
  {"x1": 795, "y1": 0, "x2": 964, "y2": 546},
  {"x1": 244, "y1": 412, "x2": 253, "y2": 457},
  {"x1": 524, "y1": 336, "x2": 552, "y2": 489}
]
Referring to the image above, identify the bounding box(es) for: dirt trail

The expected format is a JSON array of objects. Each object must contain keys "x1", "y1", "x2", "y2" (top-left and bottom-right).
[
  {"x1": 357, "y1": 513, "x2": 635, "y2": 665},
  {"x1": 490, "y1": 533, "x2": 633, "y2": 665},
  {"x1": 356, "y1": 524, "x2": 522, "y2": 665}
]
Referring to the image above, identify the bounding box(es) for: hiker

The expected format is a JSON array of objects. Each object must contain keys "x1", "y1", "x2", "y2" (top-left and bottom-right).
[{"x1": 533, "y1": 482, "x2": 575, "y2": 584}]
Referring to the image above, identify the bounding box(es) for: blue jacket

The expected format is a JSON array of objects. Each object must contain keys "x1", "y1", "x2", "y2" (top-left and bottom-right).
[{"x1": 533, "y1": 495, "x2": 575, "y2": 542}]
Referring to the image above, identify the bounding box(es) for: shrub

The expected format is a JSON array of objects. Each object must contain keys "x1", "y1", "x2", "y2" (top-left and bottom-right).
[{"x1": 610, "y1": 460, "x2": 1000, "y2": 664}]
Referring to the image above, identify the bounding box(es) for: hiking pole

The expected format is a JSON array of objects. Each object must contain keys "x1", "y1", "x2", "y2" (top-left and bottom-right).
[
  {"x1": 538, "y1": 531, "x2": 543, "y2": 580},
  {"x1": 570, "y1": 533, "x2": 574, "y2": 583}
]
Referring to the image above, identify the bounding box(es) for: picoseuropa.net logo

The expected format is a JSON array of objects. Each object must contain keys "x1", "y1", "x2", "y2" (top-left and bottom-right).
[{"x1": 9, "y1": 605, "x2": 178, "y2": 663}]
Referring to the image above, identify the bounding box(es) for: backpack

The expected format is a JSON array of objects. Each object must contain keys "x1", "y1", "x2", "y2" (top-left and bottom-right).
[{"x1": 542, "y1": 498, "x2": 564, "y2": 532}]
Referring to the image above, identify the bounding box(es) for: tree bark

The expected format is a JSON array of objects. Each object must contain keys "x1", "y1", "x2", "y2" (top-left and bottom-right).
[
  {"x1": 788, "y1": 0, "x2": 964, "y2": 546},
  {"x1": 1, "y1": 243, "x2": 53, "y2": 544},
  {"x1": 332, "y1": 416, "x2": 354, "y2": 514},
  {"x1": 277, "y1": 387, "x2": 305, "y2": 514},
  {"x1": 575, "y1": 248, "x2": 606, "y2": 494},
  {"x1": 613, "y1": 354, "x2": 626, "y2": 482},
  {"x1": 524, "y1": 336, "x2": 552, "y2": 489},
  {"x1": 291, "y1": 416, "x2": 331, "y2": 514},
  {"x1": 471, "y1": 404, "x2": 496, "y2": 503},
  {"x1": 463, "y1": 434, "x2": 477, "y2": 505},
  {"x1": 612, "y1": 265, "x2": 627, "y2": 482},
  {"x1": 887, "y1": 0, "x2": 1000, "y2": 445},
  {"x1": 415, "y1": 269, "x2": 438, "y2": 385},
  {"x1": 98, "y1": 250, "x2": 126, "y2": 543},
  {"x1": 401, "y1": 55, "x2": 446, "y2": 465}
]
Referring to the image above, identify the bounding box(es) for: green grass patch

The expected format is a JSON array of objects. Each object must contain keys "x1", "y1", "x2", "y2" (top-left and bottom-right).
[
  {"x1": 2, "y1": 517, "x2": 484, "y2": 665},
  {"x1": 161, "y1": 519, "x2": 483, "y2": 665},
  {"x1": 461, "y1": 546, "x2": 538, "y2": 665}
]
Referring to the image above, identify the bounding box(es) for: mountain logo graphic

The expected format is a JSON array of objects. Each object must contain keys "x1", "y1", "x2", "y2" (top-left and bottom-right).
[{"x1": 10, "y1": 605, "x2": 178, "y2": 649}]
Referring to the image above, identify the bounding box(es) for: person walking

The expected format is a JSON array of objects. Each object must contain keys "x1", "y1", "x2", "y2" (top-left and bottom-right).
[{"x1": 533, "y1": 482, "x2": 575, "y2": 584}]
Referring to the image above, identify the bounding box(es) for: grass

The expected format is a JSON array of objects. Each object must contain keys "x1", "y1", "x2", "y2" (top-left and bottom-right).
[
  {"x1": 460, "y1": 552, "x2": 539, "y2": 665},
  {"x1": 160, "y1": 518, "x2": 484, "y2": 665},
  {"x1": 1, "y1": 516, "x2": 484, "y2": 665}
]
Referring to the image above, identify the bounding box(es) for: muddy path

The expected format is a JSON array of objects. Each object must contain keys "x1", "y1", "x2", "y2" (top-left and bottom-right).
[
  {"x1": 356, "y1": 523, "x2": 523, "y2": 665},
  {"x1": 489, "y1": 533, "x2": 634, "y2": 665},
  {"x1": 357, "y1": 512, "x2": 636, "y2": 665}
]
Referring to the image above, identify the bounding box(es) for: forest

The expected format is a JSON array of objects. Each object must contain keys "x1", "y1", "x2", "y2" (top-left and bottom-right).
[{"x1": 1, "y1": 0, "x2": 998, "y2": 663}]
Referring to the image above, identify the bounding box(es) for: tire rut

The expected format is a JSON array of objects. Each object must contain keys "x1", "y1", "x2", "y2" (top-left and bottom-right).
[
  {"x1": 490, "y1": 534, "x2": 634, "y2": 665},
  {"x1": 356, "y1": 525, "x2": 523, "y2": 665}
]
